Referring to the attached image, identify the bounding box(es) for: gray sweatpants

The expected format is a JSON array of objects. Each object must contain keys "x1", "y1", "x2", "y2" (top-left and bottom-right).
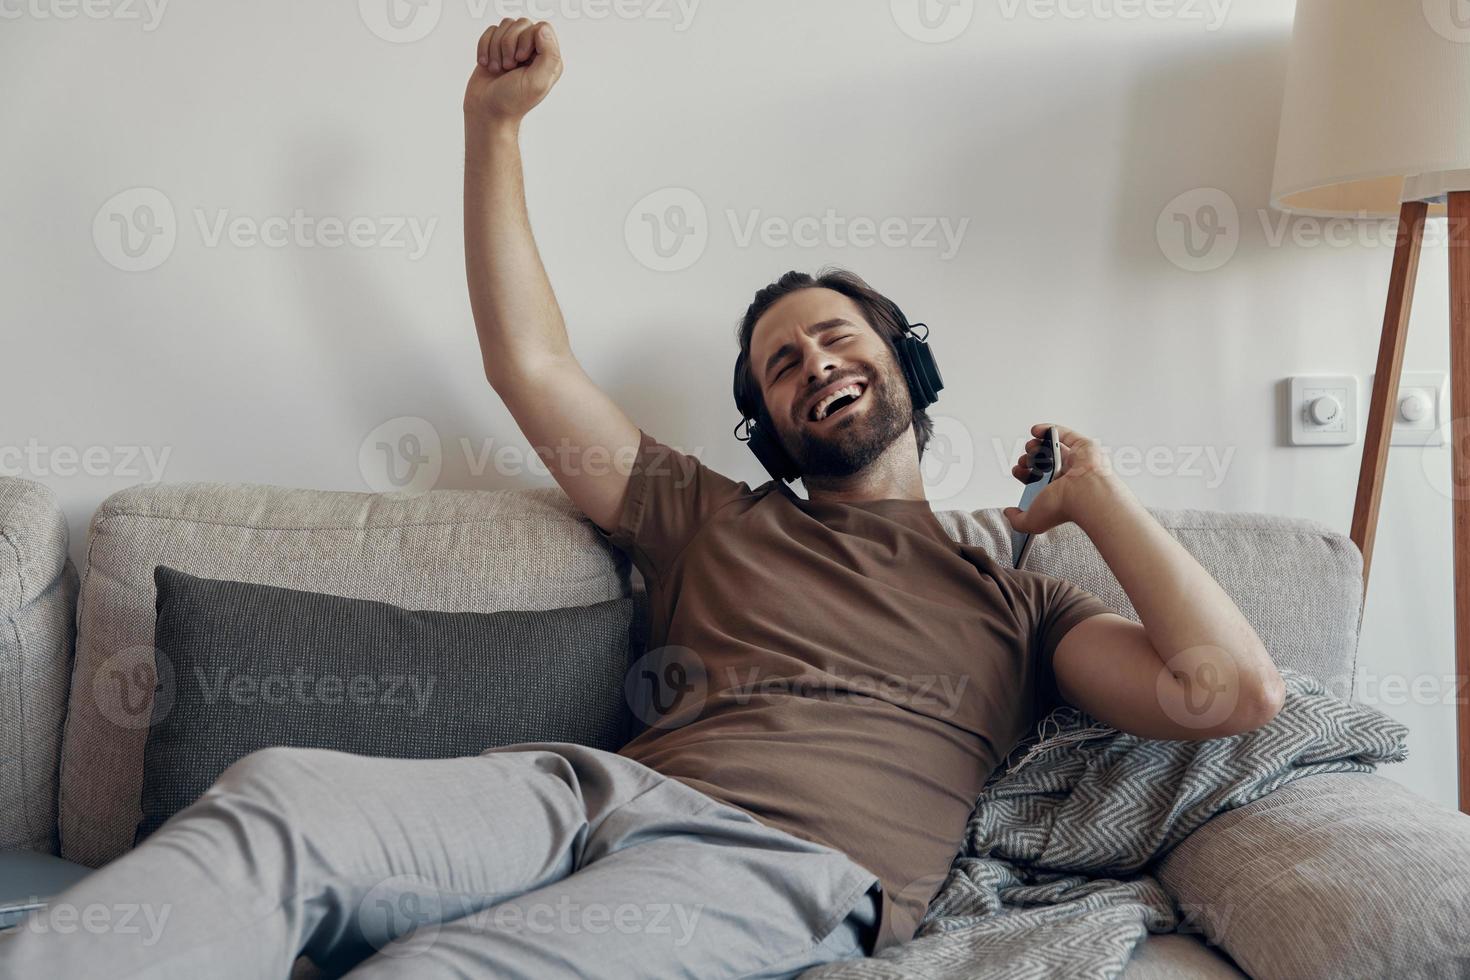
[{"x1": 0, "y1": 741, "x2": 881, "y2": 979}]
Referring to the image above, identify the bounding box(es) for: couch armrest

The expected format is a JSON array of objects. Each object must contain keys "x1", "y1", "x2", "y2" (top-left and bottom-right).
[
  {"x1": 1155, "y1": 771, "x2": 1470, "y2": 979},
  {"x1": 0, "y1": 478, "x2": 78, "y2": 855}
]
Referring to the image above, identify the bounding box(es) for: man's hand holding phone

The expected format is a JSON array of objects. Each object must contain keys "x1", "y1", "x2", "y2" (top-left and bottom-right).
[{"x1": 1005, "y1": 423, "x2": 1124, "y2": 566}]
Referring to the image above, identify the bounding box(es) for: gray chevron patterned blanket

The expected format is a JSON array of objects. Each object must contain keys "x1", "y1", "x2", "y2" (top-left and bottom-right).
[{"x1": 799, "y1": 667, "x2": 1409, "y2": 980}]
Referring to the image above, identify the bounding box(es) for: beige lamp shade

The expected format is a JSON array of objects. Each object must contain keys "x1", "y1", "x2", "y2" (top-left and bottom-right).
[{"x1": 1271, "y1": 0, "x2": 1470, "y2": 218}]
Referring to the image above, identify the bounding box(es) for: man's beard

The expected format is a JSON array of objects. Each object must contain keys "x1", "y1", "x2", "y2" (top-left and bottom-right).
[{"x1": 786, "y1": 366, "x2": 913, "y2": 480}]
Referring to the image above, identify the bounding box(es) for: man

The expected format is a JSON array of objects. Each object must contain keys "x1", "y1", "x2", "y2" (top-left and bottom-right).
[
  {"x1": 0, "y1": 17, "x2": 1284, "y2": 980},
  {"x1": 461, "y1": 12, "x2": 1283, "y2": 966}
]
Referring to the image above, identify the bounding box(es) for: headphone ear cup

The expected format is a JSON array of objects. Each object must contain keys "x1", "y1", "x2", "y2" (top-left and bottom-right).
[
  {"x1": 732, "y1": 357, "x2": 753, "y2": 418},
  {"x1": 914, "y1": 336, "x2": 944, "y2": 405},
  {"x1": 897, "y1": 333, "x2": 944, "y2": 410},
  {"x1": 734, "y1": 355, "x2": 800, "y2": 483},
  {"x1": 897, "y1": 335, "x2": 926, "y2": 407},
  {"x1": 748, "y1": 419, "x2": 801, "y2": 483}
]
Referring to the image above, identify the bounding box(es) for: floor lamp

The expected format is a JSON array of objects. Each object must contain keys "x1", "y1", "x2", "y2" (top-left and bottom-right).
[{"x1": 1271, "y1": 0, "x2": 1470, "y2": 813}]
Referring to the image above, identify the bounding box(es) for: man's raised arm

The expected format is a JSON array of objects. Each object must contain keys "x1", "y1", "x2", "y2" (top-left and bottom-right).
[{"x1": 463, "y1": 18, "x2": 639, "y2": 534}]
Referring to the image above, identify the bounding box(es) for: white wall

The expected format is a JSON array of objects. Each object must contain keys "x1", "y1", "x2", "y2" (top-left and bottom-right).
[{"x1": 2, "y1": 0, "x2": 1458, "y2": 808}]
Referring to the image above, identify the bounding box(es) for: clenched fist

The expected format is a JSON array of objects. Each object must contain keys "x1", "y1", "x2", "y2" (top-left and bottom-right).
[{"x1": 465, "y1": 18, "x2": 563, "y2": 124}]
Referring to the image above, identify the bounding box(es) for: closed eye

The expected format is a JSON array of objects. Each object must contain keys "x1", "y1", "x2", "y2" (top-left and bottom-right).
[{"x1": 772, "y1": 334, "x2": 852, "y2": 381}]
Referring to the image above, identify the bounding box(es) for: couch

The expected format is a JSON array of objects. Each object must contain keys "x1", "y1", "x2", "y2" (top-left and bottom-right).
[{"x1": 2, "y1": 473, "x2": 1467, "y2": 978}]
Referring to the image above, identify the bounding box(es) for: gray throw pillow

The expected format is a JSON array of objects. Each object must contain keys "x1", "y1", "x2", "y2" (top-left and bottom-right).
[{"x1": 137, "y1": 565, "x2": 644, "y2": 844}]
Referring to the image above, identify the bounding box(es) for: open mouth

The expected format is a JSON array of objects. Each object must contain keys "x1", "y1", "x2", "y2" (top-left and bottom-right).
[{"x1": 808, "y1": 380, "x2": 868, "y2": 425}]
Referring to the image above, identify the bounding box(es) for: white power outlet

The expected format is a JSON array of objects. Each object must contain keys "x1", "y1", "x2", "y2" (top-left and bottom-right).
[
  {"x1": 1289, "y1": 375, "x2": 1357, "y2": 445},
  {"x1": 1368, "y1": 371, "x2": 1448, "y2": 447}
]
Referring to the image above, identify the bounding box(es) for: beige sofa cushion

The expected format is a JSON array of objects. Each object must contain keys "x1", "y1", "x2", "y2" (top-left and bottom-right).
[
  {"x1": 60, "y1": 482, "x2": 630, "y2": 868},
  {"x1": 1157, "y1": 771, "x2": 1470, "y2": 978},
  {"x1": 936, "y1": 507, "x2": 1362, "y2": 693}
]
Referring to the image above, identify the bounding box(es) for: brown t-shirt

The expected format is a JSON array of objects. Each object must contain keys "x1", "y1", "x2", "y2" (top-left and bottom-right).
[{"x1": 595, "y1": 429, "x2": 1111, "y2": 953}]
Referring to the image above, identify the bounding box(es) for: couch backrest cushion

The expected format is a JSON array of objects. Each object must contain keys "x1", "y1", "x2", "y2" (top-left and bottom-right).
[
  {"x1": 0, "y1": 477, "x2": 78, "y2": 855},
  {"x1": 61, "y1": 482, "x2": 631, "y2": 868},
  {"x1": 934, "y1": 506, "x2": 1363, "y2": 696}
]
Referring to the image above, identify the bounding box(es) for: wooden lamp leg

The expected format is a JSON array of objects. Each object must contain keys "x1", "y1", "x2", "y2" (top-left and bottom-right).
[
  {"x1": 1448, "y1": 192, "x2": 1470, "y2": 814},
  {"x1": 1351, "y1": 196, "x2": 1470, "y2": 813},
  {"x1": 1353, "y1": 201, "x2": 1427, "y2": 594}
]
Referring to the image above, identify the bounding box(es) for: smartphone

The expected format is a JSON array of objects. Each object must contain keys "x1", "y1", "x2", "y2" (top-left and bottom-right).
[{"x1": 1010, "y1": 427, "x2": 1062, "y2": 569}]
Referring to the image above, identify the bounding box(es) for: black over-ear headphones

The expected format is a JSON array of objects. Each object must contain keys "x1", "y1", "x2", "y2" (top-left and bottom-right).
[{"x1": 731, "y1": 303, "x2": 944, "y2": 484}]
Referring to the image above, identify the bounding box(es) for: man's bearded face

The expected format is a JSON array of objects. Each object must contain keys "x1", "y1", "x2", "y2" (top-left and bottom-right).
[{"x1": 748, "y1": 288, "x2": 914, "y2": 480}]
